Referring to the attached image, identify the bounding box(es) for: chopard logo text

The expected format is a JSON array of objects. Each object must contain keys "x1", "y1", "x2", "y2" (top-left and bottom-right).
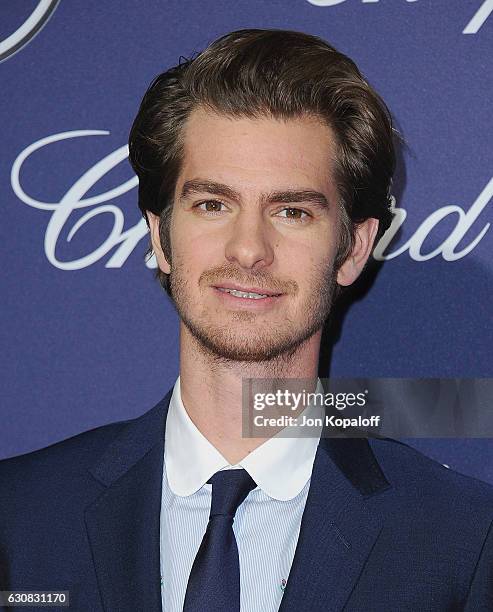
[
  {"x1": 305, "y1": 0, "x2": 493, "y2": 34},
  {"x1": 11, "y1": 131, "x2": 492, "y2": 270}
]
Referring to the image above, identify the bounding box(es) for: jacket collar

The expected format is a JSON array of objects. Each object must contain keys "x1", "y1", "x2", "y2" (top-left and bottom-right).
[
  {"x1": 88, "y1": 388, "x2": 173, "y2": 488},
  {"x1": 85, "y1": 387, "x2": 391, "y2": 612},
  {"x1": 84, "y1": 388, "x2": 172, "y2": 612},
  {"x1": 279, "y1": 434, "x2": 391, "y2": 611}
]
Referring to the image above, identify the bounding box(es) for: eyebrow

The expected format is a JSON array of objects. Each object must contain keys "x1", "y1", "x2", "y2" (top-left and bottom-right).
[{"x1": 180, "y1": 179, "x2": 330, "y2": 209}]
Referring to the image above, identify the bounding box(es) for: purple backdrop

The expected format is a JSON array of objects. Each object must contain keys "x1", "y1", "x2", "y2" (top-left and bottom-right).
[{"x1": 1, "y1": 1, "x2": 492, "y2": 482}]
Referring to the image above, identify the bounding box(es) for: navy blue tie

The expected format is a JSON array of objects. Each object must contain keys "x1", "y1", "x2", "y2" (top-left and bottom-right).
[{"x1": 183, "y1": 469, "x2": 257, "y2": 611}]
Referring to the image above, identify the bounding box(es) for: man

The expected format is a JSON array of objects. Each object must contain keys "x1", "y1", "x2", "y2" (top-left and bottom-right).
[{"x1": 1, "y1": 29, "x2": 493, "y2": 612}]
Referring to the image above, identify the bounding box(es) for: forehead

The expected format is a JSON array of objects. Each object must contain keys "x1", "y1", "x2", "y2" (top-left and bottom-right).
[{"x1": 178, "y1": 106, "x2": 338, "y2": 196}]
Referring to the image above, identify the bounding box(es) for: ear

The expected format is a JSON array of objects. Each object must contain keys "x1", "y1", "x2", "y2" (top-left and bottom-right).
[
  {"x1": 337, "y1": 218, "x2": 379, "y2": 287},
  {"x1": 147, "y1": 211, "x2": 171, "y2": 275}
]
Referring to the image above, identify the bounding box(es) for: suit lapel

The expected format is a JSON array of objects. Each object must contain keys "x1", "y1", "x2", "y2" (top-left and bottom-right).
[
  {"x1": 83, "y1": 387, "x2": 391, "y2": 612},
  {"x1": 279, "y1": 437, "x2": 391, "y2": 612},
  {"x1": 84, "y1": 389, "x2": 173, "y2": 612}
]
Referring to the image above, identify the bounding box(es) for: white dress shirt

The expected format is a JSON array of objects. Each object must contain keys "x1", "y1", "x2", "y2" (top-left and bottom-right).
[{"x1": 160, "y1": 376, "x2": 324, "y2": 611}]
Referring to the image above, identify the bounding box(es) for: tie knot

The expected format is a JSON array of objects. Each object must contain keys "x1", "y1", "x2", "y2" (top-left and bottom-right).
[{"x1": 207, "y1": 469, "x2": 256, "y2": 519}]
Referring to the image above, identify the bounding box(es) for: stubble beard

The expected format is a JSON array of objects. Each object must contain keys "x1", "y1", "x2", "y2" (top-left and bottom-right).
[{"x1": 168, "y1": 261, "x2": 337, "y2": 364}]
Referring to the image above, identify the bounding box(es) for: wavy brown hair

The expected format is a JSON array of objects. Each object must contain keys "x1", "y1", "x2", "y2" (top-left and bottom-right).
[{"x1": 128, "y1": 29, "x2": 396, "y2": 297}]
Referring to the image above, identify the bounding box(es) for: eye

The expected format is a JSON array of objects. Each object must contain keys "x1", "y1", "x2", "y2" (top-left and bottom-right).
[
  {"x1": 277, "y1": 207, "x2": 310, "y2": 222},
  {"x1": 195, "y1": 200, "x2": 226, "y2": 214}
]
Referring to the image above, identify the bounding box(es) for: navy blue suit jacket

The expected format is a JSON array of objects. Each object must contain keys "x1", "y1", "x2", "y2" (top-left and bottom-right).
[{"x1": 1, "y1": 387, "x2": 493, "y2": 611}]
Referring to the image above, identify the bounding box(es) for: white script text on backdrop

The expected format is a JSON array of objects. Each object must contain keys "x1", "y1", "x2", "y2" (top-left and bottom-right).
[
  {"x1": 305, "y1": 0, "x2": 493, "y2": 34},
  {"x1": 11, "y1": 131, "x2": 492, "y2": 270}
]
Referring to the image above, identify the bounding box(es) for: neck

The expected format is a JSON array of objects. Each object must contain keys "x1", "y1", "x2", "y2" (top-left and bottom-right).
[{"x1": 178, "y1": 322, "x2": 322, "y2": 464}]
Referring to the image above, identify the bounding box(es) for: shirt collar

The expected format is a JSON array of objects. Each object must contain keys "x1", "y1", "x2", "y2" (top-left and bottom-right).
[{"x1": 165, "y1": 376, "x2": 324, "y2": 501}]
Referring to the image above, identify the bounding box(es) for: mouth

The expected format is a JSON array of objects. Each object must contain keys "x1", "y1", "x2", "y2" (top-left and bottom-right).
[
  {"x1": 211, "y1": 283, "x2": 284, "y2": 307},
  {"x1": 213, "y1": 284, "x2": 283, "y2": 300}
]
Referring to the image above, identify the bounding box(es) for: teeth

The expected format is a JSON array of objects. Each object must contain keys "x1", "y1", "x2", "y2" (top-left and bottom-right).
[{"x1": 218, "y1": 287, "x2": 270, "y2": 299}]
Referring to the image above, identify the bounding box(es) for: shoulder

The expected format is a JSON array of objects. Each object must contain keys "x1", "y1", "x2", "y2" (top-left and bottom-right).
[
  {"x1": 0, "y1": 417, "x2": 133, "y2": 495},
  {"x1": 332, "y1": 438, "x2": 493, "y2": 607},
  {"x1": 0, "y1": 418, "x2": 133, "y2": 551},
  {"x1": 0, "y1": 387, "x2": 173, "y2": 498},
  {"x1": 369, "y1": 436, "x2": 493, "y2": 516}
]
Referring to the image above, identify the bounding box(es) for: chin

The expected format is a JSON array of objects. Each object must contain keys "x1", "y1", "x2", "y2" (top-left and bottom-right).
[{"x1": 183, "y1": 318, "x2": 319, "y2": 363}]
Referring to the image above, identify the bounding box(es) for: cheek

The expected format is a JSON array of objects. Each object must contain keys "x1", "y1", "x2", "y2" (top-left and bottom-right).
[
  {"x1": 173, "y1": 209, "x2": 223, "y2": 252},
  {"x1": 282, "y1": 238, "x2": 335, "y2": 277},
  {"x1": 172, "y1": 227, "x2": 223, "y2": 277}
]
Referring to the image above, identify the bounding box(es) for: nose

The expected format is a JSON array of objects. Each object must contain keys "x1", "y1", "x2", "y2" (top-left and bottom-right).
[{"x1": 224, "y1": 208, "x2": 275, "y2": 271}]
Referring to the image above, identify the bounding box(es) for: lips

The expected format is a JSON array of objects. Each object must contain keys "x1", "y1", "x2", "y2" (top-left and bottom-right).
[
  {"x1": 217, "y1": 287, "x2": 270, "y2": 300},
  {"x1": 213, "y1": 283, "x2": 282, "y2": 297}
]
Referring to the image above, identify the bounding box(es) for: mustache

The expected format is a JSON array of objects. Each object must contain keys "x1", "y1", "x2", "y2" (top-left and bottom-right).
[{"x1": 199, "y1": 264, "x2": 298, "y2": 295}]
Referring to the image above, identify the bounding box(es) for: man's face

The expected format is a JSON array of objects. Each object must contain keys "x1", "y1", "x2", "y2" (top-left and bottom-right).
[{"x1": 150, "y1": 107, "x2": 373, "y2": 362}]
